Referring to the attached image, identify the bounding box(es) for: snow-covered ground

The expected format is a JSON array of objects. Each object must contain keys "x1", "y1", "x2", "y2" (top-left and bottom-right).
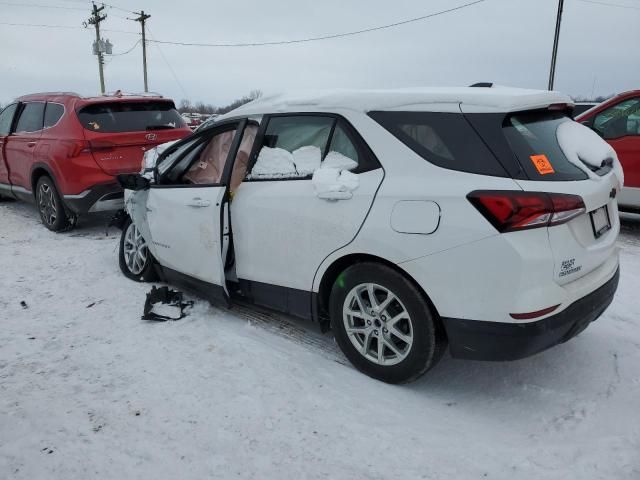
[{"x1": 1, "y1": 200, "x2": 639, "y2": 480}]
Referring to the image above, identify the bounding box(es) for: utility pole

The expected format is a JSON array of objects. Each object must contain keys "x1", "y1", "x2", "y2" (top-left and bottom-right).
[
  {"x1": 548, "y1": 0, "x2": 564, "y2": 91},
  {"x1": 133, "y1": 10, "x2": 151, "y2": 92},
  {"x1": 86, "y1": 3, "x2": 107, "y2": 94}
]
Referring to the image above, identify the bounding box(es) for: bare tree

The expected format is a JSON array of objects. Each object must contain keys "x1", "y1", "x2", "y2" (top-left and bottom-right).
[
  {"x1": 178, "y1": 99, "x2": 192, "y2": 113},
  {"x1": 216, "y1": 90, "x2": 263, "y2": 115},
  {"x1": 194, "y1": 101, "x2": 206, "y2": 114}
]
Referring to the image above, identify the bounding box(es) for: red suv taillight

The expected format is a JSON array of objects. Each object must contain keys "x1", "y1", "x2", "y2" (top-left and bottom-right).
[
  {"x1": 467, "y1": 190, "x2": 586, "y2": 232},
  {"x1": 63, "y1": 140, "x2": 117, "y2": 158}
]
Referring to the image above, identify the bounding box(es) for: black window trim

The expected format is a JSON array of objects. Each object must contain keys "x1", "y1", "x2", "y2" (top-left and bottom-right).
[
  {"x1": 43, "y1": 102, "x2": 66, "y2": 130},
  {"x1": 13, "y1": 101, "x2": 46, "y2": 134},
  {"x1": 369, "y1": 109, "x2": 512, "y2": 179},
  {"x1": 0, "y1": 103, "x2": 19, "y2": 136},
  {"x1": 152, "y1": 119, "x2": 244, "y2": 189},
  {"x1": 243, "y1": 112, "x2": 382, "y2": 183}
]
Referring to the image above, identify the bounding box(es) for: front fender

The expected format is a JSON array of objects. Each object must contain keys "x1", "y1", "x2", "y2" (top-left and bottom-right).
[{"x1": 125, "y1": 189, "x2": 156, "y2": 257}]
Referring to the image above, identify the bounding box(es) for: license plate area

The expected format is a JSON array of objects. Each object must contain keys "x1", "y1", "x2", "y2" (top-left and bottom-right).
[{"x1": 590, "y1": 205, "x2": 611, "y2": 239}]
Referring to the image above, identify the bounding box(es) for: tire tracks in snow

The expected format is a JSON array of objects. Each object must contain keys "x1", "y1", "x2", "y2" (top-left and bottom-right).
[{"x1": 228, "y1": 301, "x2": 349, "y2": 367}]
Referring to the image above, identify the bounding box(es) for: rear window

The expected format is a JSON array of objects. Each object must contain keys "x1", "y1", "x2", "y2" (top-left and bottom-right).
[
  {"x1": 368, "y1": 111, "x2": 508, "y2": 177},
  {"x1": 503, "y1": 111, "x2": 588, "y2": 181},
  {"x1": 77, "y1": 101, "x2": 185, "y2": 133}
]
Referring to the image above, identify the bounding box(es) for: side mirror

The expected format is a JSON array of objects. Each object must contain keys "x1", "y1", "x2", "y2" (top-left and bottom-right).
[{"x1": 117, "y1": 173, "x2": 150, "y2": 191}]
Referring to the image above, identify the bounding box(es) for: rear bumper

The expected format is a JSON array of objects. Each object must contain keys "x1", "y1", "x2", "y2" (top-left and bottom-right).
[
  {"x1": 63, "y1": 182, "x2": 124, "y2": 214},
  {"x1": 442, "y1": 267, "x2": 620, "y2": 361}
]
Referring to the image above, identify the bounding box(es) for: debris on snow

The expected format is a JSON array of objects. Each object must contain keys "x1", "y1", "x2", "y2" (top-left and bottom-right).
[{"x1": 142, "y1": 286, "x2": 194, "y2": 322}]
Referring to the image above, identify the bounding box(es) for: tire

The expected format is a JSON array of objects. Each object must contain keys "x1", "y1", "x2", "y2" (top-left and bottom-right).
[
  {"x1": 329, "y1": 262, "x2": 446, "y2": 384},
  {"x1": 35, "y1": 176, "x2": 70, "y2": 232},
  {"x1": 119, "y1": 216, "x2": 157, "y2": 282}
]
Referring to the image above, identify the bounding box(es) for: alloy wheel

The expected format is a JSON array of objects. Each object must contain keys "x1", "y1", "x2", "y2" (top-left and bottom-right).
[
  {"x1": 37, "y1": 183, "x2": 57, "y2": 227},
  {"x1": 342, "y1": 283, "x2": 414, "y2": 366},
  {"x1": 123, "y1": 222, "x2": 149, "y2": 275}
]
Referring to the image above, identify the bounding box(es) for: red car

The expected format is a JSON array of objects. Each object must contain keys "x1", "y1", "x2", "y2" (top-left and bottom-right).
[
  {"x1": 576, "y1": 90, "x2": 640, "y2": 213},
  {"x1": 0, "y1": 92, "x2": 191, "y2": 230}
]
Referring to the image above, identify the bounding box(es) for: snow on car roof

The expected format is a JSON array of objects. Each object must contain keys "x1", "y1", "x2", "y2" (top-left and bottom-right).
[{"x1": 222, "y1": 86, "x2": 573, "y2": 118}]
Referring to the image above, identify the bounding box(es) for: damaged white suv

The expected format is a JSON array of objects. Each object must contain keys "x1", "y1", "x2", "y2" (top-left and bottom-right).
[{"x1": 118, "y1": 86, "x2": 622, "y2": 384}]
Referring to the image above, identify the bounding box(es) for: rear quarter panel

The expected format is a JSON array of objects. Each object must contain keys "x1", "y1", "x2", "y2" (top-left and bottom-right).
[{"x1": 312, "y1": 112, "x2": 524, "y2": 295}]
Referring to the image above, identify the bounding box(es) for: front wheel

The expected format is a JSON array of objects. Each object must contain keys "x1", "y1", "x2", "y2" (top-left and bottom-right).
[
  {"x1": 119, "y1": 217, "x2": 157, "y2": 282},
  {"x1": 330, "y1": 263, "x2": 446, "y2": 384}
]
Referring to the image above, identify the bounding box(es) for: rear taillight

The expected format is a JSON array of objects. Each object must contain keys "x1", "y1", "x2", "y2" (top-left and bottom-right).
[
  {"x1": 64, "y1": 140, "x2": 90, "y2": 158},
  {"x1": 467, "y1": 190, "x2": 585, "y2": 233}
]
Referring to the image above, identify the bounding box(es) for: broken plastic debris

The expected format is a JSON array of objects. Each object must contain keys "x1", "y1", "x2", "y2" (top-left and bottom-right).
[{"x1": 142, "y1": 286, "x2": 194, "y2": 322}]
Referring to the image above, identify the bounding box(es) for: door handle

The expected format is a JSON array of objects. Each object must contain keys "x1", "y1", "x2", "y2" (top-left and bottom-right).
[
  {"x1": 27, "y1": 141, "x2": 37, "y2": 148},
  {"x1": 187, "y1": 198, "x2": 211, "y2": 208}
]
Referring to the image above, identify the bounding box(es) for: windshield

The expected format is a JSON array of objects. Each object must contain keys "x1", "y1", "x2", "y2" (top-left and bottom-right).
[{"x1": 77, "y1": 101, "x2": 186, "y2": 133}]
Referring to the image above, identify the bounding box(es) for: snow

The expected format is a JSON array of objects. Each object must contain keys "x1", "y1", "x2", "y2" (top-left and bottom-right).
[
  {"x1": 312, "y1": 168, "x2": 359, "y2": 199},
  {"x1": 248, "y1": 146, "x2": 355, "y2": 182},
  {"x1": 322, "y1": 151, "x2": 358, "y2": 171},
  {"x1": 247, "y1": 146, "x2": 297, "y2": 179},
  {"x1": 557, "y1": 121, "x2": 625, "y2": 185},
  {"x1": 1, "y1": 201, "x2": 640, "y2": 479},
  {"x1": 219, "y1": 86, "x2": 573, "y2": 119},
  {"x1": 291, "y1": 146, "x2": 321, "y2": 177},
  {"x1": 312, "y1": 152, "x2": 360, "y2": 198},
  {"x1": 141, "y1": 140, "x2": 179, "y2": 180}
]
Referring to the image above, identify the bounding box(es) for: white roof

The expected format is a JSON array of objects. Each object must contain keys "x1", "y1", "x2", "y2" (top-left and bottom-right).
[{"x1": 221, "y1": 86, "x2": 573, "y2": 118}]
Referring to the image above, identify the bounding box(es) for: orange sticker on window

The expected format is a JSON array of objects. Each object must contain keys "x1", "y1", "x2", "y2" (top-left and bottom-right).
[{"x1": 530, "y1": 154, "x2": 555, "y2": 175}]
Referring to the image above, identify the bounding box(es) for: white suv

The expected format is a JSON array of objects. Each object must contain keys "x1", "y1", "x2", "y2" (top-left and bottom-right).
[{"x1": 118, "y1": 86, "x2": 622, "y2": 383}]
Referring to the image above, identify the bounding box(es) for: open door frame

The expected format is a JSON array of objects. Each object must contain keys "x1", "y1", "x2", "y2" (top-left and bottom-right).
[{"x1": 142, "y1": 119, "x2": 249, "y2": 306}]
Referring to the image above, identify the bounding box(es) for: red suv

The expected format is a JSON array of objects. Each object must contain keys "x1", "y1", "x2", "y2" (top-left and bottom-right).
[
  {"x1": 576, "y1": 90, "x2": 640, "y2": 213},
  {"x1": 0, "y1": 92, "x2": 191, "y2": 230}
]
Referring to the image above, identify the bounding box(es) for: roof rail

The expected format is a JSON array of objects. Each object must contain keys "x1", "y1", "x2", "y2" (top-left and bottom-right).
[
  {"x1": 18, "y1": 91, "x2": 81, "y2": 98},
  {"x1": 469, "y1": 82, "x2": 494, "y2": 88}
]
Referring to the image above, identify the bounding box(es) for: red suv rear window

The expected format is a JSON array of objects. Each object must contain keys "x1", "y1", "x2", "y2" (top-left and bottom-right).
[{"x1": 77, "y1": 101, "x2": 185, "y2": 133}]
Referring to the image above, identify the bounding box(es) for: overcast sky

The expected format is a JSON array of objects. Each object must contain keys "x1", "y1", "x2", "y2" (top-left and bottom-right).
[{"x1": 0, "y1": 0, "x2": 638, "y2": 106}]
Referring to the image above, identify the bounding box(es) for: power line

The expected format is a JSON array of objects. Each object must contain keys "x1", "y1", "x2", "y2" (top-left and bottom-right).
[
  {"x1": 61, "y1": 0, "x2": 137, "y2": 14},
  {"x1": 146, "y1": 0, "x2": 488, "y2": 48},
  {"x1": 99, "y1": 1, "x2": 137, "y2": 15},
  {"x1": 577, "y1": 0, "x2": 640, "y2": 9},
  {"x1": 1, "y1": 2, "x2": 487, "y2": 46},
  {"x1": 0, "y1": 1, "x2": 87, "y2": 10},
  {"x1": 147, "y1": 26, "x2": 189, "y2": 99},
  {"x1": 0, "y1": 21, "x2": 139, "y2": 34},
  {"x1": 110, "y1": 38, "x2": 141, "y2": 56},
  {"x1": 0, "y1": 21, "x2": 81, "y2": 29},
  {"x1": 0, "y1": 0, "x2": 139, "y2": 14}
]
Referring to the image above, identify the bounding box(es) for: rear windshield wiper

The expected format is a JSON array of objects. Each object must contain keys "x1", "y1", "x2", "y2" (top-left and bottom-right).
[{"x1": 146, "y1": 124, "x2": 176, "y2": 130}]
